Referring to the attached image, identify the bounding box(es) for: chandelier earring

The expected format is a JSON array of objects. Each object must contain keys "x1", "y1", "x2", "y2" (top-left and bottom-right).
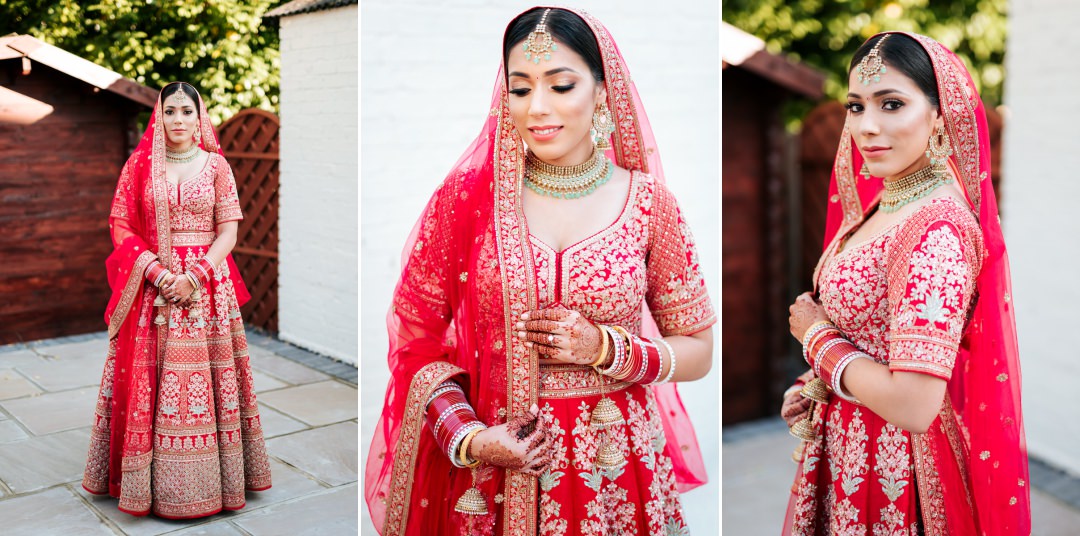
[
  {"x1": 859, "y1": 162, "x2": 871, "y2": 180},
  {"x1": 926, "y1": 125, "x2": 953, "y2": 181},
  {"x1": 591, "y1": 103, "x2": 615, "y2": 151},
  {"x1": 194, "y1": 125, "x2": 202, "y2": 147}
]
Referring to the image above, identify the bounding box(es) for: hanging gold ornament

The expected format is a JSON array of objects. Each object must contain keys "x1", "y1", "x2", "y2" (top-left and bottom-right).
[
  {"x1": 595, "y1": 436, "x2": 627, "y2": 471},
  {"x1": 589, "y1": 396, "x2": 624, "y2": 429},
  {"x1": 454, "y1": 486, "x2": 488, "y2": 515}
]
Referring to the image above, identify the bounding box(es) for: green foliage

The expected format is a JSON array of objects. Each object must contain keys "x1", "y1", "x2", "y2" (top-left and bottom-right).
[
  {"x1": 0, "y1": 0, "x2": 286, "y2": 124},
  {"x1": 723, "y1": 0, "x2": 1008, "y2": 107}
]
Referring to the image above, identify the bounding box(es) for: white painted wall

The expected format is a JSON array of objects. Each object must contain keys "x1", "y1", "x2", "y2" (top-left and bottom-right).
[
  {"x1": 277, "y1": 5, "x2": 359, "y2": 363},
  {"x1": 1002, "y1": 0, "x2": 1080, "y2": 476},
  {"x1": 360, "y1": 0, "x2": 720, "y2": 532}
]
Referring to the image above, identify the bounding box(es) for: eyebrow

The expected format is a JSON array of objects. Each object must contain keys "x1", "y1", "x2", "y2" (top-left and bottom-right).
[
  {"x1": 847, "y1": 88, "x2": 910, "y2": 99},
  {"x1": 508, "y1": 67, "x2": 579, "y2": 79}
]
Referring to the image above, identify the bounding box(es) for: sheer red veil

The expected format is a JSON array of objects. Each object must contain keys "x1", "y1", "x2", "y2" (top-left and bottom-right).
[
  {"x1": 820, "y1": 33, "x2": 1030, "y2": 534},
  {"x1": 364, "y1": 6, "x2": 708, "y2": 535}
]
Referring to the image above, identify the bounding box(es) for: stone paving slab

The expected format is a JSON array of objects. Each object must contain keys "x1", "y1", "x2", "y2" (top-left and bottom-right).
[
  {"x1": 251, "y1": 370, "x2": 288, "y2": 393},
  {"x1": 257, "y1": 380, "x2": 357, "y2": 427},
  {"x1": 0, "y1": 420, "x2": 29, "y2": 444},
  {"x1": 30, "y1": 338, "x2": 108, "y2": 361},
  {"x1": 165, "y1": 522, "x2": 246, "y2": 536},
  {"x1": 230, "y1": 458, "x2": 327, "y2": 512},
  {"x1": 2, "y1": 486, "x2": 113, "y2": 536},
  {"x1": 266, "y1": 421, "x2": 358, "y2": 486},
  {"x1": 0, "y1": 370, "x2": 42, "y2": 401},
  {"x1": 17, "y1": 357, "x2": 104, "y2": 392},
  {"x1": 0, "y1": 351, "x2": 45, "y2": 370},
  {"x1": 247, "y1": 350, "x2": 330, "y2": 385},
  {"x1": 231, "y1": 482, "x2": 358, "y2": 536},
  {"x1": 256, "y1": 403, "x2": 308, "y2": 439},
  {"x1": 0, "y1": 428, "x2": 90, "y2": 494},
  {"x1": 1, "y1": 386, "x2": 98, "y2": 436}
]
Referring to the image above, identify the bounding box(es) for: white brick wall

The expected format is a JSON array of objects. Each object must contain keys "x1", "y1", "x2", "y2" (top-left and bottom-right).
[
  {"x1": 277, "y1": 5, "x2": 359, "y2": 364},
  {"x1": 1003, "y1": 0, "x2": 1080, "y2": 476},
  {"x1": 361, "y1": 0, "x2": 719, "y2": 531}
]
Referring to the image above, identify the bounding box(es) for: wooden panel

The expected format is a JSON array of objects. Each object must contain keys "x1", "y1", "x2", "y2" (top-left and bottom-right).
[
  {"x1": 0, "y1": 61, "x2": 141, "y2": 344},
  {"x1": 218, "y1": 108, "x2": 279, "y2": 333},
  {"x1": 723, "y1": 68, "x2": 785, "y2": 424}
]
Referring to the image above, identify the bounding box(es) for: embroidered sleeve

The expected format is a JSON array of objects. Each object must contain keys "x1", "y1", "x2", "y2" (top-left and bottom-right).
[
  {"x1": 214, "y1": 155, "x2": 244, "y2": 223},
  {"x1": 887, "y1": 215, "x2": 981, "y2": 380},
  {"x1": 645, "y1": 181, "x2": 716, "y2": 336}
]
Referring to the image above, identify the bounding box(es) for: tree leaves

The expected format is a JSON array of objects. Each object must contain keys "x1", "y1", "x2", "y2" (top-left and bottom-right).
[
  {"x1": 0, "y1": 0, "x2": 286, "y2": 124},
  {"x1": 723, "y1": 0, "x2": 1007, "y2": 106}
]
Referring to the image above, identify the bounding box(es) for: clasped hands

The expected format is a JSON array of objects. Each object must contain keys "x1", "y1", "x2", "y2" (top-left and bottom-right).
[
  {"x1": 514, "y1": 306, "x2": 604, "y2": 365},
  {"x1": 158, "y1": 272, "x2": 196, "y2": 307}
]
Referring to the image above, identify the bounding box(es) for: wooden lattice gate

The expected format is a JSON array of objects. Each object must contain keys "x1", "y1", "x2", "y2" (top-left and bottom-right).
[{"x1": 218, "y1": 109, "x2": 279, "y2": 332}]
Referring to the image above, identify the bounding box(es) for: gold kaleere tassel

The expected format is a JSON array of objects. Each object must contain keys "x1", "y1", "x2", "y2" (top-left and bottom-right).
[
  {"x1": 591, "y1": 378, "x2": 627, "y2": 471},
  {"x1": 153, "y1": 293, "x2": 168, "y2": 326},
  {"x1": 595, "y1": 437, "x2": 626, "y2": 471},
  {"x1": 790, "y1": 378, "x2": 830, "y2": 453},
  {"x1": 589, "y1": 396, "x2": 625, "y2": 429},
  {"x1": 454, "y1": 467, "x2": 488, "y2": 515}
]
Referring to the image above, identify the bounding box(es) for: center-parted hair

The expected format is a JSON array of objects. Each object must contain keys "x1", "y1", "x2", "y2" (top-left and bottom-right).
[
  {"x1": 850, "y1": 34, "x2": 939, "y2": 108},
  {"x1": 503, "y1": 8, "x2": 605, "y2": 83}
]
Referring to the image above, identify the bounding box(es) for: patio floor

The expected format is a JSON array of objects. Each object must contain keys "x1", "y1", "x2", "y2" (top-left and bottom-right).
[
  {"x1": 723, "y1": 418, "x2": 1080, "y2": 535},
  {"x1": 0, "y1": 330, "x2": 357, "y2": 536}
]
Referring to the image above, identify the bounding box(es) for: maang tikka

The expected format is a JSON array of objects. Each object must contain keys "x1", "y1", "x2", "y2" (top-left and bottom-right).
[
  {"x1": 856, "y1": 35, "x2": 890, "y2": 86},
  {"x1": 523, "y1": 9, "x2": 558, "y2": 64}
]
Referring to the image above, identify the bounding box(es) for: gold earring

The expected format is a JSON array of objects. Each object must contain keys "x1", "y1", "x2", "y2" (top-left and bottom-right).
[
  {"x1": 591, "y1": 103, "x2": 614, "y2": 151},
  {"x1": 859, "y1": 162, "x2": 871, "y2": 179},
  {"x1": 194, "y1": 125, "x2": 202, "y2": 146},
  {"x1": 926, "y1": 125, "x2": 953, "y2": 181}
]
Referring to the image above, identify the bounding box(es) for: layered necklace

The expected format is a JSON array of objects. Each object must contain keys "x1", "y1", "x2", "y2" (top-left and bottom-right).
[
  {"x1": 524, "y1": 147, "x2": 613, "y2": 199},
  {"x1": 879, "y1": 165, "x2": 952, "y2": 213},
  {"x1": 165, "y1": 144, "x2": 199, "y2": 164}
]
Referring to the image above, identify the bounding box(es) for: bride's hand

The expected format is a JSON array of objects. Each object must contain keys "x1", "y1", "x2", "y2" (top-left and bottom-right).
[
  {"x1": 469, "y1": 405, "x2": 553, "y2": 475},
  {"x1": 515, "y1": 306, "x2": 604, "y2": 365},
  {"x1": 788, "y1": 291, "x2": 830, "y2": 342}
]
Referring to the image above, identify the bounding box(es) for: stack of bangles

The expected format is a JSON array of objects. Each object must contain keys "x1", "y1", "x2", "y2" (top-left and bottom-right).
[
  {"x1": 144, "y1": 257, "x2": 216, "y2": 293},
  {"x1": 801, "y1": 321, "x2": 870, "y2": 403},
  {"x1": 590, "y1": 325, "x2": 677, "y2": 385},
  {"x1": 426, "y1": 380, "x2": 486, "y2": 468}
]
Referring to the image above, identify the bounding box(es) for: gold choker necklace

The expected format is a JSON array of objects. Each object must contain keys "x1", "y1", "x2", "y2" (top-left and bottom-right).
[
  {"x1": 524, "y1": 148, "x2": 613, "y2": 199},
  {"x1": 165, "y1": 144, "x2": 199, "y2": 164},
  {"x1": 879, "y1": 165, "x2": 951, "y2": 213}
]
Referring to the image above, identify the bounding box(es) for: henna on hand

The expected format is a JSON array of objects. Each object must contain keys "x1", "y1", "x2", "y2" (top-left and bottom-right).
[
  {"x1": 568, "y1": 319, "x2": 602, "y2": 364},
  {"x1": 478, "y1": 442, "x2": 527, "y2": 471}
]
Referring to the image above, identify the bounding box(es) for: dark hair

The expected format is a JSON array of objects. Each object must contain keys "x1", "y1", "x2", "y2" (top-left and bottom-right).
[
  {"x1": 850, "y1": 34, "x2": 939, "y2": 107},
  {"x1": 503, "y1": 8, "x2": 604, "y2": 82},
  {"x1": 160, "y1": 82, "x2": 200, "y2": 116}
]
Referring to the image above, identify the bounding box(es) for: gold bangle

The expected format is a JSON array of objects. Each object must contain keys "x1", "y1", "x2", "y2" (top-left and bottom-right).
[
  {"x1": 589, "y1": 324, "x2": 611, "y2": 367},
  {"x1": 458, "y1": 426, "x2": 484, "y2": 468}
]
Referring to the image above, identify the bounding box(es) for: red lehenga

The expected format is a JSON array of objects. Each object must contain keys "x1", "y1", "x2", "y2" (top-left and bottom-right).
[
  {"x1": 365, "y1": 7, "x2": 714, "y2": 536},
  {"x1": 784, "y1": 33, "x2": 1030, "y2": 535},
  {"x1": 83, "y1": 87, "x2": 271, "y2": 519}
]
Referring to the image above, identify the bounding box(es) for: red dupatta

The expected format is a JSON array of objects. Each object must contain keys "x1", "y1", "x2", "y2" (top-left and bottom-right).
[
  {"x1": 817, "y1": 33, "x2": 1030, "y2": 535},
  {"x1": 101, "y1": 84, "x2": 249, "y2": 500},
  {"x1": 364, "y1": 7, "x2": 707, "y2": 535}
]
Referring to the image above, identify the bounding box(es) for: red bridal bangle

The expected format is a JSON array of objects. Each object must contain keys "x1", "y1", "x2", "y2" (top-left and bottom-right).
[
  {"x1": 599, "y1": 327, "x2": 665, "y2": 385},
  {"x1": 190, "y1": 258, "x2": 215, "y2": 288},
  {"x1": 426, "y1": 380, "x2": 484, "y2": 468},
  {"x1": 145, "y1": 260, "x2": 170, "y2": 288},
  {"x1": 808, "y1": 328, "x2": 868, "y2": 403}
]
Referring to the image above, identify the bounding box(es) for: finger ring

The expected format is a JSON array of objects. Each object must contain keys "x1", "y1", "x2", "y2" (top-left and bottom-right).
[{"x1": 548, "y1": 334, "x2": 554, "y2": 343}]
